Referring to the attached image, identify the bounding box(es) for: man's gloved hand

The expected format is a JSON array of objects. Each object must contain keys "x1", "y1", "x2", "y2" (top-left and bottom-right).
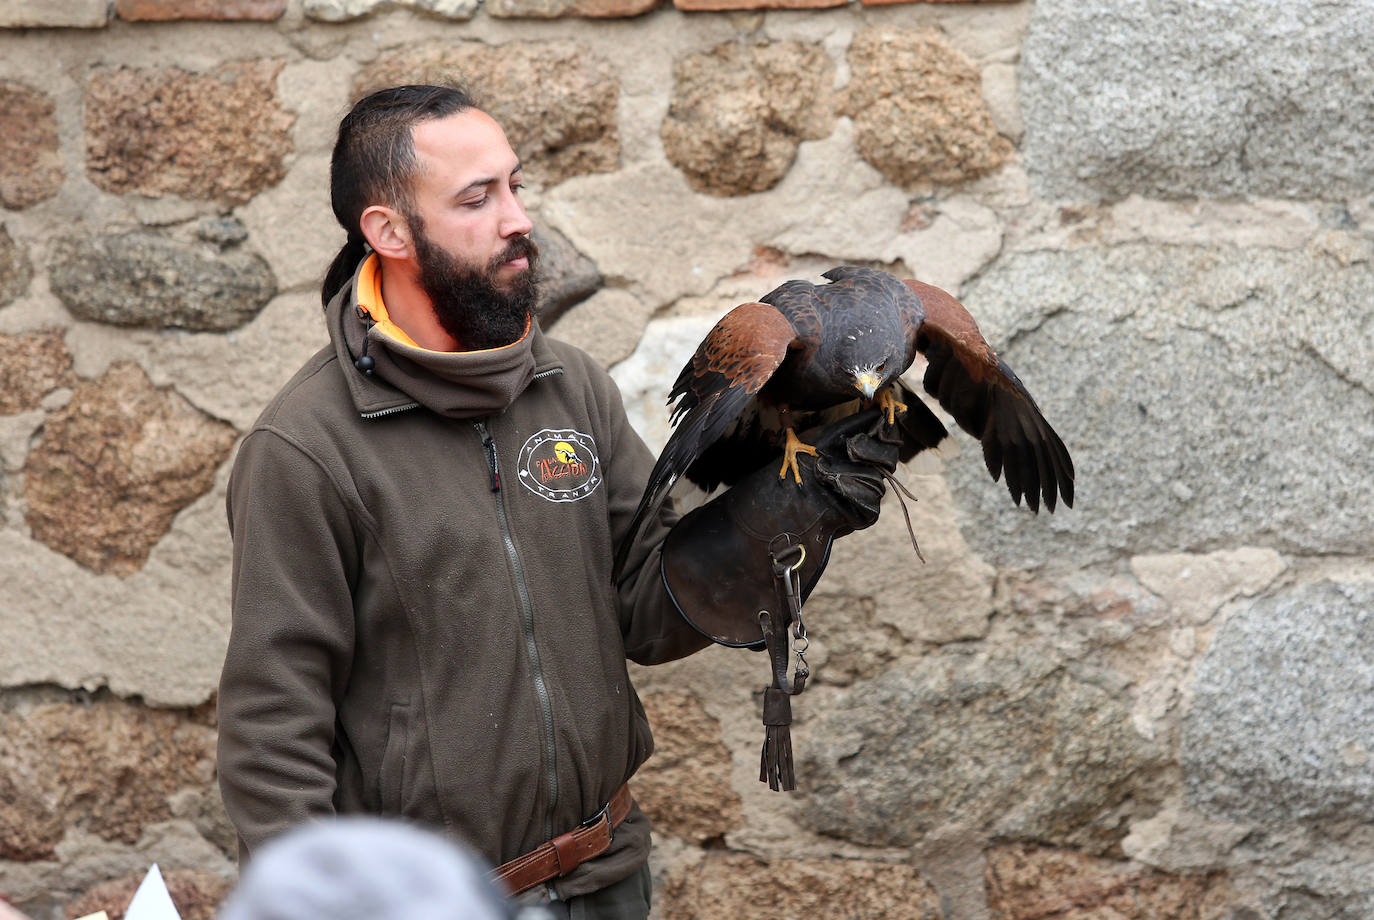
[
  {"x1": 659, "y1": 408, "x2": 900, "y2": 648},
  {"x1": 812, "y1": 409, "x2": 902, "y2": 532}
]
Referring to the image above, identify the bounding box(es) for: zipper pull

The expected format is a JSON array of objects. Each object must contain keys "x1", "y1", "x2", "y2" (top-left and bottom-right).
[{"x1": 482, "y1": 435, "x2": 501, "y2": 492}]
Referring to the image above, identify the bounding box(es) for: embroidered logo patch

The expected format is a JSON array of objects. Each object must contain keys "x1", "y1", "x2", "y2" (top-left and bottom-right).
[{"x1": 516, "y1": 428, "x2": 603, "y2": 503}]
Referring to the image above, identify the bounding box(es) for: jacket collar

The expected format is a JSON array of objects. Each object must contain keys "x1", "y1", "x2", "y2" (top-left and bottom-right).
[{"x1": 327, "y1": 255, "x2": 563, "y2": 419}]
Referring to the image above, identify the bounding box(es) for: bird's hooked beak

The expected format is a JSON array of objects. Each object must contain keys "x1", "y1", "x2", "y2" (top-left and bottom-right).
[{"x1": 853, "y1": 371, "x2": 881, "y2": 401}]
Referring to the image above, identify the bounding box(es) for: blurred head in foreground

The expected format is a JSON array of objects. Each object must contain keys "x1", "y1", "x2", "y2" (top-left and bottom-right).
[{"x1": 217, "y1": 818, "x2": 515, "y2": 920}]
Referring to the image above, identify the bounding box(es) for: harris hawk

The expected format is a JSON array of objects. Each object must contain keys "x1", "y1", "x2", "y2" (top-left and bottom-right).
[{"x1": 612, "y1": 266, "x2": 1074, "y2": 581}]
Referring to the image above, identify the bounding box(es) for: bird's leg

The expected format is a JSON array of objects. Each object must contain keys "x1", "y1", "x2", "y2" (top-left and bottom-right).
[
  {"x1": 876, "y1": 386, "x2": 908, "y2": 426},
  {"x1": 778, "y1": 427, "x2": 819, "y2": 484}
]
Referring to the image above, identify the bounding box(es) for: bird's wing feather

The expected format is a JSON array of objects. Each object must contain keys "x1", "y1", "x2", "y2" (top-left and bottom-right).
[
  {"x1": 904, "y1": 279, "x2": 1075, "y2": 512},
  {"x1": 612, "y1": 301, "x2": 799, "y2": 581}
]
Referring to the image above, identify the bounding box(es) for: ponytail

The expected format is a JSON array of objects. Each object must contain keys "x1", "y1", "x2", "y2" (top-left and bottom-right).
[{"x1": 322, "y1": 233, "x2": 369, "y2": 309}]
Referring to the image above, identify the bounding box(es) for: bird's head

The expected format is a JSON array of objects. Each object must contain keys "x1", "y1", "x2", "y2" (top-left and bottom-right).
[
  {"x1": 851, "y1": 351, "x2": 902, "y2": 400},
  {"x1": 833, "y1": 315, "x2": 905, "y2": 402},
  {"x1": 852, "y1": 365, "x2": 884, "y2": 400}
]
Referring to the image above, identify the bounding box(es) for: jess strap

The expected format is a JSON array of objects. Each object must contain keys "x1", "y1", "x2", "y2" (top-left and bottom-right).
[{"x1": 490, "y1": 783, "x2": 633, "y2": 896}]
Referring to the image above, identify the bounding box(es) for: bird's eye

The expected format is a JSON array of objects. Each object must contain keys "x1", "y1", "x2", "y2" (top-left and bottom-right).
[{"x1": 876, "y1": 361, "x2": 887, "y2": 373}]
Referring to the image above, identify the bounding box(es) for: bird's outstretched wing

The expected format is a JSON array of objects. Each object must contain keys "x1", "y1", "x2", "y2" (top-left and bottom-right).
[
  {"x1": 612, "y1": 301, "x2": 800, "y2": 581},
  {"x1": 901, "y1": 279, "x2": 1075, "y2": 513}
]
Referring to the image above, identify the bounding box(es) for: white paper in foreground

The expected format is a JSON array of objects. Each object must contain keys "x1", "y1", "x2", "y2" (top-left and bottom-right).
[{"x1": 123, "y1": 864, "x2": 182, "y2": 920}]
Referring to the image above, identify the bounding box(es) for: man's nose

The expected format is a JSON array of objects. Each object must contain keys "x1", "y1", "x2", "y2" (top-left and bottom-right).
[{"x1": 501, "y1": 191, "x2": 533, "y2": 238}]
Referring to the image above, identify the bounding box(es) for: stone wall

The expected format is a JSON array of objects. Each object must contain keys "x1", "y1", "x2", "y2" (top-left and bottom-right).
[{"x1": 1, "y1": 0, "x2": 1371, "y2": 917}]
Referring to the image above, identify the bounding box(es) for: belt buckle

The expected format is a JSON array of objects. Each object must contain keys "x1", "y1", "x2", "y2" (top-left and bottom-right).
[{"x1": 579, "y1": 799, "x2": 613, "y2": 843}]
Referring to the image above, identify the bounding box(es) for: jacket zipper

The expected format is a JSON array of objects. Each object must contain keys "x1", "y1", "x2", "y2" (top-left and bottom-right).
[
  {"x1": 473, "y1": 419, "x2": 559, "y2": 844},
  {"x1": 359, "y1": 402, "x2": 420, "y2": 420},
  {"x1": 481, "y1": 432, "x2": 500, "y2": 492}
]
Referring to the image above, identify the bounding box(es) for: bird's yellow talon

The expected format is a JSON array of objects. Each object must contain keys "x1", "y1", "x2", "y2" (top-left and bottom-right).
[
  {"x1": 778, "y1": 427, "x2": 819, "y2": 484},
  {"x1": 876, "y1": 388, "x2": 908, "y2": 425}
]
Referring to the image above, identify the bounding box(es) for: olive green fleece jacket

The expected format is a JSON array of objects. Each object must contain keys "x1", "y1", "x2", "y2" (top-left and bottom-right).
[{"x1": 217, "y1": 264, "x2": 711, "y2": 900}]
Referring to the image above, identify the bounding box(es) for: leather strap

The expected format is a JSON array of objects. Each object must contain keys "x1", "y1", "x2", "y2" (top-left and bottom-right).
[
  {"x1": 758, "y1": 540, "x2": 809, "y2": 791},
  {"x1": 490, "y1": 783, "x2": 633, "y2": 896}
]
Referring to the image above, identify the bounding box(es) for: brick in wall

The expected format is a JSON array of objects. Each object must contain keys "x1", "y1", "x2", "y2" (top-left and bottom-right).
[{"x1": 674, "y1": 0, "x2": 843, "y2": 10}]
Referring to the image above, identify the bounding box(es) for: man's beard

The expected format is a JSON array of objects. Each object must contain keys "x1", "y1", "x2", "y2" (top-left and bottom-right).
[{"x1": 411, "y1": 221, "x2": 540, "y2": 351}]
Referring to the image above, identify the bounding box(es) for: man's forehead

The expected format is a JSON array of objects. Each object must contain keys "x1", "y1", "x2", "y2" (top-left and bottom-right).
[{"x1": 412, "y1": 110, "x2": 520, "y2": 184}]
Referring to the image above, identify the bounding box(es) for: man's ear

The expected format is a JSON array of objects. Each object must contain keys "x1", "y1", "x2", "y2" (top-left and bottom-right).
[{"x1": 360, "y1": 205, "x2": 414, "y2": 260}]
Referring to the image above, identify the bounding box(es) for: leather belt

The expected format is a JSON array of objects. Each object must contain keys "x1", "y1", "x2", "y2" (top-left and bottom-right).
[{"x1": 490, "y1": 783, "x2": 633, "y2": 896}]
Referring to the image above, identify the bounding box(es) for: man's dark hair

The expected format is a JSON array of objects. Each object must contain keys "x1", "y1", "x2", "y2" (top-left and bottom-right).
[{"x1": 321, "y1": 84, "x2": 478, "y2": 308}]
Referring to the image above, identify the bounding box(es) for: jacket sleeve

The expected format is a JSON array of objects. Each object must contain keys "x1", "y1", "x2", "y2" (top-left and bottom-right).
[
  {"x1": 594, "y1": 366, "x2": 714, "y2": 665},
  {"x1": 218, "y1": 427, "x2": 359, "y2": 861}
]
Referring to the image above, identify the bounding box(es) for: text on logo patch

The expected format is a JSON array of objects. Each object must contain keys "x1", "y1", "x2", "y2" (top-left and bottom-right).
[{"x1": 516, "y1": 428, "x2": 603, "y2": 503}]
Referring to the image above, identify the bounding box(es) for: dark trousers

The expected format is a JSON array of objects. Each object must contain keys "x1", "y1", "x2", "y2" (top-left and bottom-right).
[{"x1": 538, "y1": 863, "x2": 651, "y2": 920}]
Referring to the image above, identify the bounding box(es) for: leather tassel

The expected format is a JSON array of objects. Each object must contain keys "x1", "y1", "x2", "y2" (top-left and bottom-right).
[
  {"x1": 760, "y1": 687, "x2": 797, "y2": 791},
  {"x1": 760, "y1": 724, "x2": 796, "y2": 791}
]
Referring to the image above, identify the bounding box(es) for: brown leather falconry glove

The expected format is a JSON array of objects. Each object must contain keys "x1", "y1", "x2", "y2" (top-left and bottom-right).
[
  {"x1": 660, "y1": 408, "x2": 901, "y2": 790},
  {"x1": 659, "y1": 407, "x2": 899, "y2": 649}
]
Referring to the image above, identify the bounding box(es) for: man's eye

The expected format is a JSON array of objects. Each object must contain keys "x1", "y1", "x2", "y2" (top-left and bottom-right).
[
  {"x1": 464, "y1": 196, "x2": 487, "y2": 209},
  {"x1": 511, "y1": 182, "x2": 525, "y2": 193}
]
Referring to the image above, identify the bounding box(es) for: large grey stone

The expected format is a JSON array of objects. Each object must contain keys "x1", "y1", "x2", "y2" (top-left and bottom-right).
[
  {"x1": 797, "y1": 645, "x2": 1162, "y2": 851},
  {"x1": 948, "y1": 243, "x2": 1374, "y2": 566},
  {"x1": 1256, "y1": 834, "x2": 1374, "y2": 920},
  {"x1": 1183, "y1": 581, "x2": 1374, "y2": 825},
  {"x1": 49, "y1": 232, "x2": 276, "y2": 331},
  {"x1": 547, "y1": 288, "x2": 651, "y2": 370},
  {"x1": 1021, "y1": 0, "x2": 1374, "y2": 201},
  {"x1": 531, "y1": 222, "x2": 601, "y2": 326},
  {"x1": 1274, "y1": 888, "x2": 1374, "y2": 920}
]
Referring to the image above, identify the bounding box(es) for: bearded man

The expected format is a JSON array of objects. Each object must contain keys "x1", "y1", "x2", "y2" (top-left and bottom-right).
[{"x1": 217, "y1": 84, "x2": 896, "y2": 919}]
